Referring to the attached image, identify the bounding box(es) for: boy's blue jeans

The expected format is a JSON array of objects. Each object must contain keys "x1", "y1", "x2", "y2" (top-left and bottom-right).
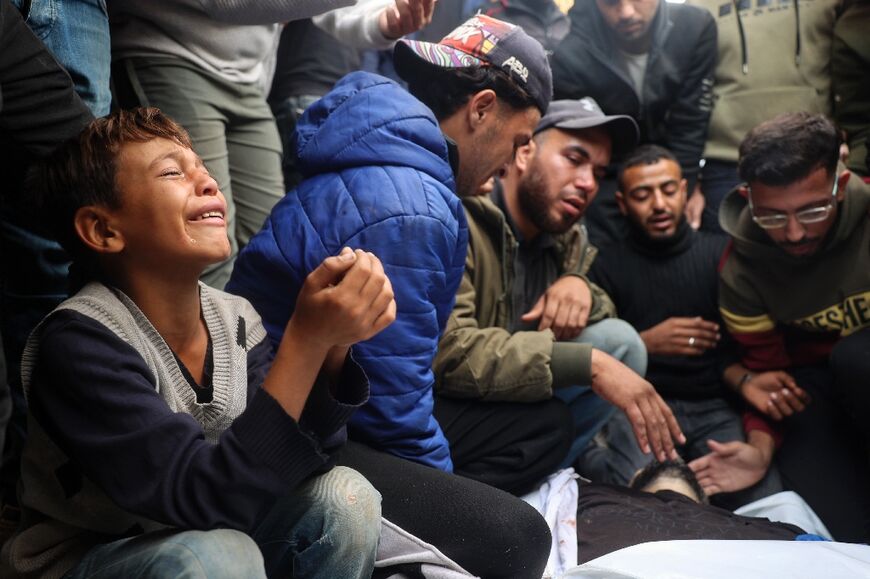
[{"x1": 64, "y1": 467, "x2": 382, "y2": 579}]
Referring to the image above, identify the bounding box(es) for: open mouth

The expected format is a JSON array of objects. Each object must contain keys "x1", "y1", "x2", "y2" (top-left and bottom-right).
[
  {"x1": 192, "y1": 211, "x2": 224, "y2": 221},
  {"x1": 648, "y1": 215, "x2": 674, "y2": 230},
  {"x1": 561, "y1": 197, "x2": 585, "y2": 218}
]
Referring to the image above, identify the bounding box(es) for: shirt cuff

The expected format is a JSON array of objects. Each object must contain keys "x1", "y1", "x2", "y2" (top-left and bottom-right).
[
  {"x1": 550, "y1": 342, "x2": 593, "y2": 389},
  {"x1": 300, "y1": 352, "x2": 369, "y2": 440},
  {"x1": 232, "y1": 389, "x2": 329, "y2": 483}
]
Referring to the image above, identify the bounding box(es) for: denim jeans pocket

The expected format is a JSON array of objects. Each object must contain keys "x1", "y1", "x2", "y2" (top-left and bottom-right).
[{"x1": 13, "y1": 0, "x2": 57, "y2": 41}]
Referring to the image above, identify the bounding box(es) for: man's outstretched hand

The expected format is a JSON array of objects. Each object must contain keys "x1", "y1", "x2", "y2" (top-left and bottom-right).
[
  {"x1": 688, "y1": 432, "x2": 774, "y2": 496},
  {"x1": 590, "y1": 349, "x2": 685, "y2": 462}
]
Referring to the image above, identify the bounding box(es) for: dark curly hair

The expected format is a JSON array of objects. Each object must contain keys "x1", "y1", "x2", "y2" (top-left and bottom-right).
[
  {"x1": 738, "y1": 112, "x2": 840, "y2": 187},
  {"x1": 406, "y1": 65, "x2": 539, "y2": 121}
]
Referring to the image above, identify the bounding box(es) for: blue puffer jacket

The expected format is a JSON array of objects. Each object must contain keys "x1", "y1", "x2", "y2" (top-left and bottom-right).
[{"x1": 227, "y1": 72, "x2": 467, "y2": 471}]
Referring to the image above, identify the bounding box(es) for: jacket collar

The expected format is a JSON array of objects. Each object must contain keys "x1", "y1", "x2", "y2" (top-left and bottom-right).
[{"x1": 576, "y1": 0, "x2": 673, "y2": 60}]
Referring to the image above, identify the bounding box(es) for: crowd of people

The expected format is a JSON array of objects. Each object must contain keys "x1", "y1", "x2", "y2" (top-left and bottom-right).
[{"x1": 0, "y1": 0, "x2": 868, "y2": 577}]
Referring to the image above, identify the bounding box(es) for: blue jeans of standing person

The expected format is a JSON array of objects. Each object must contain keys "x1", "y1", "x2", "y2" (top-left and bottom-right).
[
  {"x1": 555, "y1": 318, "x2": 648, "y2": 469},
  {"x1": 64, "y1": 467, "x2": 382, "y2": 579},
  {"x1": 0, "y1": 0, "x2": 111, "y2": 503},
  {"x1": 11, "y1": 0, "x2": 111, "y2": 115}
]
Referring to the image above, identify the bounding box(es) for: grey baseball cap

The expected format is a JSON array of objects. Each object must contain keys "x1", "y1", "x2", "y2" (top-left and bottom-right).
[{"x1": 535, "y1": 98, "x2": 640, "y2": 161}]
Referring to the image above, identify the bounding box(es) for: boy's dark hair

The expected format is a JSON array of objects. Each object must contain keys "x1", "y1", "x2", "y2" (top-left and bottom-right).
[
  {"x1": 406, "y1": 66, "x2": 539, "y2": 121},
  {"x1": 29, "y1": 107, "x2": 192, "y2": 289},
  {"x1": 617, "y1": 144, "x2": 680, "y2": 191},
  {"x1": 629, "y1": 459, "x2": 708, "y2": 504},
  {"x1": 738, "y1": 112, "x2": 840, "y2": 187}
]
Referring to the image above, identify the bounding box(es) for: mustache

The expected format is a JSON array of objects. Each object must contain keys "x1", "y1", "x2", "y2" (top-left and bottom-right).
[
  {"x1": 646, "y1": 210, "x2": 674, "y2": 221},
  {"x1": 616, "y1": 18, "x2": 643, "y2": 29},
  {"x1": 781, "y1": 236, "x2": 820, "y2": 248}
]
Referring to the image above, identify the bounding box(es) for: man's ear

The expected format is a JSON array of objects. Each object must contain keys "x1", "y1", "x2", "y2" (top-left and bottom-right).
[
  {"x1": 837, "y1": 169, "x2": 851, "y2": 201},
  {"x1": 74, "y1": 206, "x2": 125, "y2": 254},
  {"x1": 514, "y1": 139, "x2": 536, "y2": 174},
  {"x1": 466, "y1": 89, "x2": 498, "y2": 130},
  {"x1": 615, "y1": 190, "x2": 628, "y2": 216}
]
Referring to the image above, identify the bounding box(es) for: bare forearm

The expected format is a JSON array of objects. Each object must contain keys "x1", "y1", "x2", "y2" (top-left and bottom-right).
[
  {"x1": 262, "y1": 323, "x2": 330, "y2": 420},
  {"x1": 723, "y1": 362, "x2": 750, "y2": 392},
  {"x1": 746, "y1": 428, "x2": 775, "y2": 466}
]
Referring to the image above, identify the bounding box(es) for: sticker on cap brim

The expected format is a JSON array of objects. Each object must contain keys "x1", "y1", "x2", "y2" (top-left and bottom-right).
[{"x1": 403, "y1": 40, "x2": 485, "y2": 68}]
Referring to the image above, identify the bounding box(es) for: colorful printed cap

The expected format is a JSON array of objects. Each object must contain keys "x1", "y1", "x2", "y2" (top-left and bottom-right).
[{"x1": 394, "y1": 14, "x2": 552, "y2": 114}]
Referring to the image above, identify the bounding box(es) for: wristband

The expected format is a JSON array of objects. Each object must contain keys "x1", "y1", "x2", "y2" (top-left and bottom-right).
[{"x1": 736, "y1": 372, "x2": 755, "y2": 392}]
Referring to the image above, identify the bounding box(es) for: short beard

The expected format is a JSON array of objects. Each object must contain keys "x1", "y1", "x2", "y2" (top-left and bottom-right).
[{"x1": 517, "y1": 162, "x2": 575, "y2": 235}]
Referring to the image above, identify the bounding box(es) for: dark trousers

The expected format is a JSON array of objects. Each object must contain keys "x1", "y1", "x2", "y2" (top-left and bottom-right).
[
  {"x1": 776, "y1": 358, "x2": 870, "y2": 543},
  {"x1": 337, "y1": 441, "x2": 551, "y2": 579},
  {"x1": 433, "y1": 396, "x2": 573, "y2": 496},
  {"x1": 698, "y1": 160, "x2": 741, "y2": 234},
  {"x1": 830, "y1": 327, "x2": 870, "y2": 444}
]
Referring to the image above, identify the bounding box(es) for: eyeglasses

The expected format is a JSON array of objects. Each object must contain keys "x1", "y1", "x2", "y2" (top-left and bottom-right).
[{"x1": 748, "y1": 179, "x2": 838, "y2": 230}]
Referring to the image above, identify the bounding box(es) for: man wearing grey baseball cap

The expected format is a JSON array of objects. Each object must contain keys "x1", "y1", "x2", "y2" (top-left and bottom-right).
[{"x1": 435, "y1": 97, "x2": 686, "y2": 474}]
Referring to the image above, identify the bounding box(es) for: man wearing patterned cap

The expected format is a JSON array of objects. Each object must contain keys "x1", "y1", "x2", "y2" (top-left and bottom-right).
[{"x1": 229, "y1": 15, "x2": 573, "y2": 494}]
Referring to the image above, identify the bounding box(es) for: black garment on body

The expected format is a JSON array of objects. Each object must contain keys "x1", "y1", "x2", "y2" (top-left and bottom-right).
[
  {"x1": 589, "y1": 221, "x2": 730, "y2": 399},
  {"x1": 337, "y1": 440, "x2": 551, "y2": 579},
  {"x1": 491, "y1": 183, "x2": 561, "y2": 333},
  {"x1": 433, "y1": 395, "x2": 573, "y2": 496},
  {"x1": 775, "y1": 362, "x2": 870, "y2": 543},
  {"x1": 0, "y1": 0, "x2": 94, "y2": 512},
  {"x1": 576, "y1": 483, "x2": 803, "y2": 564}
]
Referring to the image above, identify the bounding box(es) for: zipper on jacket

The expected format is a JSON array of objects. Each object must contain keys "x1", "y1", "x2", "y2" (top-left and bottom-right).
[
  {"x1": 733, "y1": 0, "x2": 749, "y2": 74},
  {"x1": 793, "y1": 0, "x2": 802, "y2": 66}
]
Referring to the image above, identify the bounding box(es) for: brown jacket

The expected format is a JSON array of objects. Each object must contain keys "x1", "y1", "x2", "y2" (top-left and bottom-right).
[{"x1": 433, "y1": 194, "x2": 616, "y2": 401}]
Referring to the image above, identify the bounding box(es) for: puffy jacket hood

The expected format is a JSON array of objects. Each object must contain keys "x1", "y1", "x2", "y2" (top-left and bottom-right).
[
  {"x1": 720, "y1": 169, "x2": 870, "y2": 264},
  {"x1": 294, "y1": 71, "x2": 455, "y2": 188}
]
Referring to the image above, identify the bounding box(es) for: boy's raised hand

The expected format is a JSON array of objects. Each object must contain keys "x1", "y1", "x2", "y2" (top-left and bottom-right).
[{"x1": 292, "y1": 247, "x2": 396, "y2": 348}]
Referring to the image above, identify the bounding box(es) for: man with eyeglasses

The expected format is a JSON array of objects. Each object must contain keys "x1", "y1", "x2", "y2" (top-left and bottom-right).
[{"x1": 714, "y1": 112, "x2": 870, "y2": 542}]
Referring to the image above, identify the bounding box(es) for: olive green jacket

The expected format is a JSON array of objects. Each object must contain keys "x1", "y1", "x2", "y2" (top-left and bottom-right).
[
  {"x1": 433, "y1": 194, "x2": 616, "y2": 401},
  {"x1": 833, "y1": 1, "x2": 870, "y2": 176}
]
